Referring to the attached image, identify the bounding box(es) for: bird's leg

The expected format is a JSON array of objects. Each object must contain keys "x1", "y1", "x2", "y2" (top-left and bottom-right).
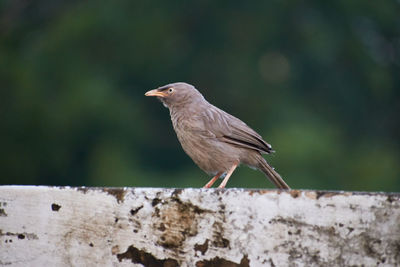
[
  {"x1": 203, "y1": 172, "x2": 223, "y2": 188},
  {"x1": 218, "y1": 162, "x2": 239, "y2": 188}
]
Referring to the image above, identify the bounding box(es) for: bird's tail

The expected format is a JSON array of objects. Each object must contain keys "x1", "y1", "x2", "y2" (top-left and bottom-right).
[{"x1": 257, "y1": 157, "x2": 290, "y2": 190}]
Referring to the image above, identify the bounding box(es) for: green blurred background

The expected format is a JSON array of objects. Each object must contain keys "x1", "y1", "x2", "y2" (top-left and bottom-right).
[{"x1": 1, "y1": 1, "x2": 399, "y2": 191}]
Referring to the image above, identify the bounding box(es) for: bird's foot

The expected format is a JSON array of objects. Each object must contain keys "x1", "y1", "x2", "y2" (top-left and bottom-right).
[{"x1": 203, "y1": 172, "x2": 223, "y2": 188}]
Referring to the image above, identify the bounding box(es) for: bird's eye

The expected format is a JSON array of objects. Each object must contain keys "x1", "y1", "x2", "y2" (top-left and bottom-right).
[{"x1": 168, "y1": 88, "x2": 174, "y2": 93}]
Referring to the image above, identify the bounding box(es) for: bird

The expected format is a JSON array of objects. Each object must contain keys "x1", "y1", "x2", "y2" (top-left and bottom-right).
[{"x1": 145, "y1": 82, "x2": 290, "y2": 189}]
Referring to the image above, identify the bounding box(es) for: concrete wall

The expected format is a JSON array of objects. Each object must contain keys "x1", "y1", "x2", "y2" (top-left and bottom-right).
[{"x1": 0, "y1": 186, "x2": 399, "y2": 266}]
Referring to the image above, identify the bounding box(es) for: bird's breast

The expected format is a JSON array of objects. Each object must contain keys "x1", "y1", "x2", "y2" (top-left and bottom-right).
[{"x1": 169, "y1": 108, "x2": 239, "y2": 174}]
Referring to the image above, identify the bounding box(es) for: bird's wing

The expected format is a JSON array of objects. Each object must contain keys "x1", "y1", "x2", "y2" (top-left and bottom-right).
[{"x1": 196, "y1": 106, "x2": 273, "y2": 154}]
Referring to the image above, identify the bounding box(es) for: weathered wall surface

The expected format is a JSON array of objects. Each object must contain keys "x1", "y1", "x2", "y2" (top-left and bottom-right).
[{"x1": 0, "y1": 186, "x2": 399, "y2": 266}]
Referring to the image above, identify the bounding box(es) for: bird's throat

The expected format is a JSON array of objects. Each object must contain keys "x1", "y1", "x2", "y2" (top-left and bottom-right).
[{"x1": 157, "y1": 97, "x2": 169, "y2": 108}]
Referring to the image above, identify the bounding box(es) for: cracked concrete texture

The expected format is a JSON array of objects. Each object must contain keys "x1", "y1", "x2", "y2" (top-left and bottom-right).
[{"x1": 0, "y1": 186, "x2": 399, "y2": 266}]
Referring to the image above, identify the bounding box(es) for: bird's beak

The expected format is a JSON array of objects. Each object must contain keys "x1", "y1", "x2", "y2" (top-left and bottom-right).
[{"x1": 145, "y1": 89, "x2": 168, "y2": 98}]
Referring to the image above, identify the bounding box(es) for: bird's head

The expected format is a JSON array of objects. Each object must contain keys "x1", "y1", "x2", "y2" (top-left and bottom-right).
[{"x1": 145, "y1": 82, "x2": 204, "y2": 108}]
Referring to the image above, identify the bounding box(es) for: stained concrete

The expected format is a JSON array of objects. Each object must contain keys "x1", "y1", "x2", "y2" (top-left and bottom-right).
[{"x1": 0, "y1": 186, "x2": 399, "y2": 266}]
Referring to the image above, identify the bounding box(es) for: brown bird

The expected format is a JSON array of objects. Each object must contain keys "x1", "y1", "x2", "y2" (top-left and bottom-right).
[{"x1": 145, "y1": 82, "x2": 290, "y2": 189}]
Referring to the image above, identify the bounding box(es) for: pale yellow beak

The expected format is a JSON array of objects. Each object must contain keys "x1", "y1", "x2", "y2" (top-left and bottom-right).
[{"x1": 145, "y1": 89, "x2": 168, "y2": 98}]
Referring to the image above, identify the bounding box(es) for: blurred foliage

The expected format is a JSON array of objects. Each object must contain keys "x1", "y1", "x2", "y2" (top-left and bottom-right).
[{"x1": 1, "y1": 0, "x2": 399, "y2": 191}]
